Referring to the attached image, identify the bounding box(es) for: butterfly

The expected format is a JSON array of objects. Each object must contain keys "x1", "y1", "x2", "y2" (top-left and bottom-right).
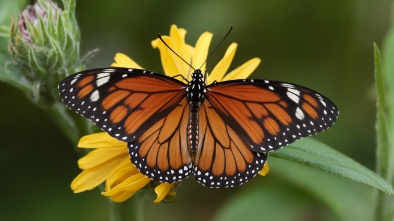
[{"x1": 58, "y1": 67, "x2": 338, "y2": 188}]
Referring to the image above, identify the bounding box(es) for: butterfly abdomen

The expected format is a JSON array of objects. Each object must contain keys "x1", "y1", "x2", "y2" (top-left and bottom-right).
[{"x1": 188, "y1": 105, "x2": 200, "y2": 156}]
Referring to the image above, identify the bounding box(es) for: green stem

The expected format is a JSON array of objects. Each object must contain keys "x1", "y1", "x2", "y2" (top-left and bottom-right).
[
  {"x1": 108, "y1": 191, "x2": 146, "y2": 221},
  {"x1": 47, "y1": 102, "x2": 93, "y2": 152},
  {"x1": 48, "y1": 101, "x2": 146, "y2": 220},
  {"x1": 374, "y1": 191, "x2": 384, "y2": 221},
  {"x1": 373, "y1": 43, "x2": 394, "y2": 221},
  {"x1": 46, "y1": 103, "x2": 80, "y2": 145}
]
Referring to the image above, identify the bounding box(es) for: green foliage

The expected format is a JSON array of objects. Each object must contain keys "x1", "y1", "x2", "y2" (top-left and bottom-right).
[
  {"x1": 216, "y1": 24, "x2": 394, "y2": 221},
  {"x1": 382, "y1": 0, "x2": 394, "y2": 187},
  {"x1": 216, "y1": 158, "x2": 374, "y2": 221},
  {"x1": 215, "y1": 136, "x2": 393, "y2": 221},
  {"x1": 373, "y1": 2, "x2": 394, "y2": 218},
  {"x1": 2, "y1": 0, "x2": 96, "y2": 105},
  {"x1": 216, "y1": 5, "x2": 394, "y2": 220},
  {"x1": 271, "y1": 139, "x2": 393, "y2": 195},
  {"x1": 0, "y1": 0, "x2": 30, "y2": 94},
  {"x1": 214, "y1": 182, "x2": 314, "y2": 221}
]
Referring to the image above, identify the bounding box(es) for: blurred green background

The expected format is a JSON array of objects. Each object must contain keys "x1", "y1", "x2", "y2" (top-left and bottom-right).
[{"x1": 0, "y1": 0, "x2": 392, "y2": 220}]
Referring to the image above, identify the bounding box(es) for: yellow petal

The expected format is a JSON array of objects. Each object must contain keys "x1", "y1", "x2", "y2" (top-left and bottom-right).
[
  {"x1": 258, "y1": 162, "x2": 269, "y2": 176},
  {"x1": 192, "y1": 32, "x2": 213, "y2": 72},
  {"x1": 223, "y1": 58, "x2": 261, "y2": 81},
  {"x1": 152, "y1": 25, "x2": 195, "y2": 81},
  {"x1": 105, "y1": 158, "x2": 140, "y2": 190},
  {"x1": 103, "y1": 173, "x2": 151, "y2": 200},
  {"x1": 208, "y1": 43, "x2": 237, "y2": 84},
  {"x1": 107, "y1": 190, "x2": 138, "y2": 202},
  {"x1": 78, "y1": 132, "x2": 125, "y2": 149},
  {"x1": 102, "y1": 186, "x2": 138, "y2": 202},
  {"x1": 101, "y1": 186, "x2": 122, "y2": 197},
  {"x1": 118, "y1": 173, "x2": 152, "y2": 190},
  {"x1": 171, "y1": 27, "x2": 193, "y2": 77},
  {"x1": 169, "y1": 26, "x2": 191, "y2": 70},
  {"x1": 152, "y1": 36, "x2": 182, "y2": 77},
  {"x1": 154, "y1": 183, "x2": 175, "y2": 203},
  {"x1": 78, "y1": 147, "x2": 127, "y2": 169},
  {"x1": 111, "y1": 53, "x2": 143, "y2": 69},
  {"x1": 107, "y1": 157, "x2": 135, "y2": 177},
  {"x1": 177, "y1": 44, "x2": 194, "y2": 81},
  {"x1": 71, "y1": 155, "x2": 125, "y2": 193},
  {"x1": 169, "y1": 24, "x2": 186, "y2": 51}
]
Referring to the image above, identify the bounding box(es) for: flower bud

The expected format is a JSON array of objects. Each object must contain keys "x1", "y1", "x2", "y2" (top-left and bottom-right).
[{"x1": 7, "y1": 0, "x2": 93, "y2": 105}]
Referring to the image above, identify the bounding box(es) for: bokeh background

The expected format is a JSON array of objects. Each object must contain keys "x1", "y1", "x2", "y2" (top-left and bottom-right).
[{"x1": 0, "y1": 0, "x2": 392, "y2": 220}]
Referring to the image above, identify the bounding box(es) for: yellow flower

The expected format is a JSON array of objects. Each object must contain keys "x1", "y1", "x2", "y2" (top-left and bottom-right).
[
  {"x1": 71, "y1": 132, "x2": 175, "y2": 203},
  {"x1": 150, "y1": 25, "x2": 261, "y2": 84},
  {"x1": 70, "y1": 24, "x2": 268, "y2": 203}
]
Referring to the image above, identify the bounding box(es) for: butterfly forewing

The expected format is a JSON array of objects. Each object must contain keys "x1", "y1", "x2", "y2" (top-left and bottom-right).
[
  {"x1": 58, "y1": 68, "x2": 186, "y2": 142},
  {"x1": 206, "y1": 79, "x2": 339, "y2": 153}
]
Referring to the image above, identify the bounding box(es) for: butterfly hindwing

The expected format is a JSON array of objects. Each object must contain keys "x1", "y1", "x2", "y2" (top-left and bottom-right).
[
  {"x1": 58, "y1": 68, "x2": 186, "y2": 142},
  {"x1": 128, "y1": 97, "x2": 192, "y2": 183},
  {"x1": 193, "y1": 99, "x2": 268, "y2": 188},
  {"x1": 206, "y1": 79, "x2": 339, "y2": 153}
]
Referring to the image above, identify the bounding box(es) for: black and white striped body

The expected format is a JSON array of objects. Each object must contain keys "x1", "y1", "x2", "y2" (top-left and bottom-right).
[{"x1": 186, "y1": 70, "x2": 206, "y2": 156}]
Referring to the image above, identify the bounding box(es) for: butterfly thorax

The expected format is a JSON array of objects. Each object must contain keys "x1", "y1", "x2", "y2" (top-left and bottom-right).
[
  {"x1": 186, "y1": 69, "x2": 206, "y2": 157},
  {"x1": 186, "y1": 69, "x2": 206, "y2": 107}
]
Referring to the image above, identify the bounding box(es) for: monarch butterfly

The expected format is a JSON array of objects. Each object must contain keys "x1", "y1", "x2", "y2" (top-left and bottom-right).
[{"x1": 58, "y1": 65, "x2": 338, "y2": 188}]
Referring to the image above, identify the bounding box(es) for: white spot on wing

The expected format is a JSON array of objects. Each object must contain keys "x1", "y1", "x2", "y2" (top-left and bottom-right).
[
  {"x1": 90, "y1": 90, "x2": 99, "y2": 102},
  {"x1": 287, "y1": 88, "x2": 300, "y2": 103},
  {"x1": 282, "y1": 83, "x2": 294, "y2": 88},
  {"x1": 295, "y1": 107, "x2": 305, "y2": 119},
  {"x1": 320, "y1": 99, "x2": 327, "y2": 107},
  {"x1": 96, "y1": 72, "x2": 111, "y2": 86}
]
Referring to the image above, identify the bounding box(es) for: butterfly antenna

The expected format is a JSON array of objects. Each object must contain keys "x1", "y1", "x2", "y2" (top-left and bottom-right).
[
  {"x1": 198, "y1": 26, "x2": 233, "y2": 70},
  {"x1": 158, "y1": 33, "x2": 195, "y2": 71}
]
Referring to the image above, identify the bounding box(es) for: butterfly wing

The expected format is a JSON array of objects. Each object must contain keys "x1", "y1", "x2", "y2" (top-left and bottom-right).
[
  {"x1": 128, "y1": 97, "x2": 192, "y2": 183},
  {"x1": 205, "y1": 79, "x2": 339, "y2": 153},
  {"x1": 58, "y1": 68, "x2": 186, "y2": 142},
  {"x1": 59, "y1": 68, "x2": 192, "y2": 182},
  {"x1": 193, "y1": 99, "x2": 268, "y2": 188}
]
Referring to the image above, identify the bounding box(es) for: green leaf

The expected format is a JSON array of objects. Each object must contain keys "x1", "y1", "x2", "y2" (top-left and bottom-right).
[
  {"x1": 0, "y1": 0, "x2": 27, "y2": 89},
  {"x1": 0, "y1": 1, "x2": 32, "y2": 95},
  {"x1": 376, "y1": 2, "x2": 394, "y2": 219},
  {"x1": 214, "y1": 156, "x2": 374, "y2": 221},
  {"x1": 382, "y1": 0, "x2": 394, "y2": 186},
  {"x1": 374, "y1": 43, "x2": 385, "y2": 221},
  {"x1": 214, "y1": 183, "x2": 317, "y2": 221},
  {"x1": 270, "y1": 138, "x2": 394, "y2": 195},
  {"x1": 374, "y1": 44, "x2": 389, "y2": 180},
  {"x1": 0, "y1": 0, "x2": 27, "y2": 63},
  {"x1": 373, "y1": 43, "x2": 394, "y2": 221},
  {"x1": 384, "y1": 4, "x2": 394, "y2": 94},
  {"x1": 269, "y1": 158, "x2": 374, "y2": 221},
  {"x1": 0, "y1": 0, "x2": 27, "y2": 26}
]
